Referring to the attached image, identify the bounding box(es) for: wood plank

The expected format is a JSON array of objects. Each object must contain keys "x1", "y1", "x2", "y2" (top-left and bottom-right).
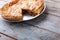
[
  {"x1": 45, "y1": 0, "x2": 60, "y2": 16},
  {"x1": 0, "y1": 33, "x2": 14, "y2": 40},
  {"x1": 25, "y1": 0, "x2": 60, "y2": 34},
  {"x1": 25, "y1": 12, "x2": 60, "y2": 34},
  {"x1": 0, "y1": 21, "x2": 59, "y2": 40},
  {"x1": 0, "y1": 0, "x2": 60, "y2": 40}
]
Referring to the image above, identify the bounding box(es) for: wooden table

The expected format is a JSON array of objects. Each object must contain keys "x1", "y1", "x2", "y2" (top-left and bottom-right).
[{"x1": 0, "y1": 0, "x2": 60, "y2": 40}]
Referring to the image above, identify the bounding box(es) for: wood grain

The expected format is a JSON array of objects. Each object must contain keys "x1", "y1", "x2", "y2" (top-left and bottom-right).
[
  {"x1": 0, "y1": 22, "x2": 59, "y2": 40},
  {"x1": 0, "y1": 0, "x2": 60, "y2": 40},
  {"x1": 0, "y1": 33, "x2": 15, "y2": 40},
  {"x1": 25, "y1": 0, "x2": 60, "y2": 34},
  {"x1": 45, "y1": 0, "x2": 60, "y2": 16}
]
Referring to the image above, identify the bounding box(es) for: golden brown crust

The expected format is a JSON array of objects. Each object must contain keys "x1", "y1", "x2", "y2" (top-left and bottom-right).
[
  {"x1": 2, "y1": 4, "x2": 23, "y2": 21},
  {"x1": 9, "y1": 0, "x2": 19, "y2": 6},
  {"x1": 1, "y1": 0, "x2": 23, "y2": 21},
  {"x1": 1, "y1": 0, "x2": 19, "y2": 11},
  {"x1": 28, "y1": 4, "x2": 44, "y2": 16},
  {"x1": 17, "y1": 0, "x2": 44, "y2": 16}
]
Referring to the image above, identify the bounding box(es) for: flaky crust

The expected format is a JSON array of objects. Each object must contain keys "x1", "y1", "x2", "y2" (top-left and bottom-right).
[
  {"x1": 1, "y1": 0, "x2": 23, "y2": 21},
  {"x1": 2, "y1": 4, "x2": 23, "y2": 21},
  {"x1": 17, "y1": 0, "x2": 44, "y2": 16},
  {"x1": 1, "y1": 0, "x2": 19, "y2": 11},
  {"x1": 28, "y1": 4, "x2": 44, "y2": 16}
]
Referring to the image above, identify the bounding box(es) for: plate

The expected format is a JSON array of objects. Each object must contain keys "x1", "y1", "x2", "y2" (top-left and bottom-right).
[{"x1": 1, "y1": 3, "x2": 46, "y2": 22}]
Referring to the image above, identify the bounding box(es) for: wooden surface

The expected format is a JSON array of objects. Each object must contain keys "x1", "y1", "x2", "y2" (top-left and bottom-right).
[{"x1": 0, "y1": 0, "x2": 60, "y2": 40}]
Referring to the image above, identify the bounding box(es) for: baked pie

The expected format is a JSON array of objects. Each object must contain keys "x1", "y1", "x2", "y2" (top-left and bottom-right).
[{"x1": 1, "y1": 0, "x2": 44, "y2": 21}]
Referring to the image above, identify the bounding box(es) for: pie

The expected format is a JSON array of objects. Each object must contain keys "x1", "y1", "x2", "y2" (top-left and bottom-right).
[{"x1": 1, "y1": 0, "x2": 44, "y2": 21}]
